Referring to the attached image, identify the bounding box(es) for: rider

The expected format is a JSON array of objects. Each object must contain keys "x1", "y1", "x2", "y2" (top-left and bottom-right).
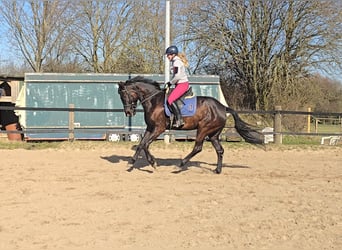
[{"x1": 165, "y1": 45, "x2": 190, "y2": 128}]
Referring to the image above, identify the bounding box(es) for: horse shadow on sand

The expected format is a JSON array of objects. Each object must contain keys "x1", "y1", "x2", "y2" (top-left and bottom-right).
[{"x1": 101, "y1": 152, "x2": 250, "y2": 174}]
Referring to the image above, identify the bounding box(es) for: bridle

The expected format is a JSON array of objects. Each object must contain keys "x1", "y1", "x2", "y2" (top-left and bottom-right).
[
  {"x1": 120, "y1": 84, "x2": 163, "y2": 108},
  {"x1": 120, "y1": 86, "x2": 136, "y2": 110}
]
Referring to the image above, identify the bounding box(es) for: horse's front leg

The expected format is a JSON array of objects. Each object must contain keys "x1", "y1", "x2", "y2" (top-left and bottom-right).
[
  {"x1": 129, "y1": 130, "x2": 151, "y2": 166},
  {"x1": 142, "y1": 140, "x2": 157, "y2": 168},
  {"x1": 141, "y1": 128, "x2": 166, "y2": 168},
  {"x1": 128, "y1": 130, "x2": 158, "y2": 169}
]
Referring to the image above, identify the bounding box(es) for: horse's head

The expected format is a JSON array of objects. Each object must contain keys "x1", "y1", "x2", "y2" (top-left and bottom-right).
[
  {"x1": 118, "y1": 76, "x2": 162, "y2": 116},
  {"x1": 118, "y1": 81, "x2": 138, "y2": 117}
]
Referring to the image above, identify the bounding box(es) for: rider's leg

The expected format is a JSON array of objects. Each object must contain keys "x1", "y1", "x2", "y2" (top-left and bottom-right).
[
  {"x1": 167, "y1": 82, "x2": 188, "y2": 128},
  {"x1": 169, "y1": 102, "x2": 184, "y2": 128}
]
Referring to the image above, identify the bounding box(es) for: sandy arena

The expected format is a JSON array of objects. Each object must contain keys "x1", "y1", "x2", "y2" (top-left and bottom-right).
[{"x1": 0, "y1": 142, "x2": 341, "y2": 250}]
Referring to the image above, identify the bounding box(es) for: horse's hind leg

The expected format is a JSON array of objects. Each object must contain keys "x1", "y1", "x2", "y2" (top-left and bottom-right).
[
  {"x1": 180, "y1": 139, "x2": 204, "y2": 169},
  {"x1": 180, "y1": 127, "x2": 215, "y2": 169},
  {"x1": 210, "y1": 136, "x2": 224, "y2": 174}
]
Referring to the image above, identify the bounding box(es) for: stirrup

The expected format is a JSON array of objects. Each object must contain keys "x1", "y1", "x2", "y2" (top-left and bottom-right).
[
  {"x1": 170, "y1": 115, "x2": 183, "y2": 128},
  {"x1": 174, "y1": 119, "x2": 184, "y2": 128}
]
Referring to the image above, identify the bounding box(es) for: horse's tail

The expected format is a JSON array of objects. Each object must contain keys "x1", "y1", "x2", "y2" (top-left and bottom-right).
[{"x1": 226, "y1": 107, "x2": 264, "y2": 145}]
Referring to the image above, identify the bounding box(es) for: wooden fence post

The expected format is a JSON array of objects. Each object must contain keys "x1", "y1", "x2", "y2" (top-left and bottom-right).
[
  {"x1": 307, "y1": 107, "x2": 311, "y2": 133},
  {"x1": 274, "y1": 105, "x2": 282, "y2": 144},
  {"x1": 69, "y1": 104, "x2": 75, "y2": 142}
]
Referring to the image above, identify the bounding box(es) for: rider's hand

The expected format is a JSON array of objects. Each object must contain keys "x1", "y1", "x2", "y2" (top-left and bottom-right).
[{"x1": 165, "y1": 82, "x2": 171, "y2": 88}]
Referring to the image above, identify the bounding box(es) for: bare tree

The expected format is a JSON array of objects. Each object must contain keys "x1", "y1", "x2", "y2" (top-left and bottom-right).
[
  {"x1": 71, "y1": 0, "x2": 165, "y2": 74},
  {"x1": 123, "y1": 0, "x2": 166, "y2": 74},
  {"x1": 179, "y1": 0, "x2": 342, "y2": 110},
  {"x1": 269, "y1": 0, "x2": 342, "y2": 109},
  {"x1": 0, "y1": 0, "x2": 169, "y2": 74},
  {"x1": 0, "y1": 0, "x2": 74, "y2": 72},
  {"x1": 71, "y1": 0, "x2": 134, "y2": 73}
]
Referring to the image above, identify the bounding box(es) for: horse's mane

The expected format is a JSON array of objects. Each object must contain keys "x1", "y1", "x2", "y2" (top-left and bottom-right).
[{"x1": 126, "y1": 76, "x2": 161, "y2": 90}]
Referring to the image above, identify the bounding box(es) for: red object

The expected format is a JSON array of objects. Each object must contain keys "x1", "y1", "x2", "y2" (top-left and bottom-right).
[{"x1": 5, "y1": 123, "x2": 22, "y2": 141}]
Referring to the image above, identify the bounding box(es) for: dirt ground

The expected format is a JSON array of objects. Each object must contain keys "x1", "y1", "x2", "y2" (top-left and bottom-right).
[{"x1": 0, "y1": 142, "x2": 341, "y2": 250}]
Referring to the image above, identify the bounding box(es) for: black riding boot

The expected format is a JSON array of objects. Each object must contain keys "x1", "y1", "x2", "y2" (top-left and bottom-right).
[{"x1": 169, "y1": 102, "x2": 184, "y2": 128}]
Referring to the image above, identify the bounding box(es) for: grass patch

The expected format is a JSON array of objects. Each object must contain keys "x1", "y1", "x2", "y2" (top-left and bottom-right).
[
  {"x1": 309, "y1": 123, "x2": 342, "y2": 133},
  {"x1": 0, "y1": 140, "x2": 61, "y2": 150},
  {"x1": 282, "y1": 135, "x2": 320, "y2": 145}
]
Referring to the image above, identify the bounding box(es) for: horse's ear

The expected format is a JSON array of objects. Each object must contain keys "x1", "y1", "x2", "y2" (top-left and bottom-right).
[{"x1": 118, "y1": 81, "x2": 124, "y2": 89}]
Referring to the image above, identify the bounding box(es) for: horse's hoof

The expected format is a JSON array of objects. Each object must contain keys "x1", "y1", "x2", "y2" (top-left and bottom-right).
[
  {"x1": 180, "y1": 161, "x2": 186, "y2": 168},
  {"x1": 126, "y1": 161, "x2": 134, "y2": 171},
  {"x1": 151, "y1": 162, "x2": 158, "y2": 169},
  {"x1": 128, "y1": 157, "x2": 136, "y2": 165},
  {"x1": 178, "y1": 164, "x2": 188, "y2": 171},
  {"x1": 214, "y1": 168, "x2": 222, "y2": 174}
]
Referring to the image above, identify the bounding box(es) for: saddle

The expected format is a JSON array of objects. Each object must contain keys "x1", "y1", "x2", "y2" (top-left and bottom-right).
[{"x1": 164, "y1": 87, "x2": 197, "y2": 117}]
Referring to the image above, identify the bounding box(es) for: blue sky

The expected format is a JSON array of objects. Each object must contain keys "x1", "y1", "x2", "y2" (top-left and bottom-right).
[
  {"x1": 0, "y1": 16, "x2": 30, "y2": 71},
  {"x1": 0, "y1": 25, "x2": 16, "y2": 68}
]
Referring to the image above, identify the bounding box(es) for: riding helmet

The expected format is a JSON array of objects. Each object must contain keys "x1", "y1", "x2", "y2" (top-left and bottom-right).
[{"x1": 165, "y1": 46, "x2": 178, "y2": 55}]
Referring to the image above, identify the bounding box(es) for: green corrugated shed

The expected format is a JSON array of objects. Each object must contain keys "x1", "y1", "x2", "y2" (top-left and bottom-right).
[{"x1": 19, "y1": 73, "x2": 222, "y2": 140}]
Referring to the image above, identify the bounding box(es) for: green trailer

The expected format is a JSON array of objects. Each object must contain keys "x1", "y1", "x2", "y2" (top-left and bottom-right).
[{"x1": 16, "y1": 73, "x2": 224, "y2": 140}]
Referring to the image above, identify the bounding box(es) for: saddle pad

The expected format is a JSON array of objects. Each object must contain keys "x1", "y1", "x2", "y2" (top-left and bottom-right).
[{"x1": 164, "y1": 96, "x2": 197, "y2": 117}]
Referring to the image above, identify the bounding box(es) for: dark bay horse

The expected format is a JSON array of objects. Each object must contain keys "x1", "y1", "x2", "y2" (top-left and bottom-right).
[{"x1": 118, "y1": 76, "x2": 264, "y2": 174}]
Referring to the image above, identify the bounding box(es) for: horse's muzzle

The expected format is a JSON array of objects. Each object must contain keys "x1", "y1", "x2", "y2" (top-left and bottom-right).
[
  {"x1": 124, "y1": 109, "x2": 136, "y2": 117},
  {"x1": 123, "y1": 102, "x2": 137, "y2": 117},
  {"x1": 125, "y1": 111, "x2": 132, "y2": 117}
]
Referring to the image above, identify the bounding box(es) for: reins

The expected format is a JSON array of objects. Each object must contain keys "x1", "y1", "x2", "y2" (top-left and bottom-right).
[
  {"x1": 139, "y1": 89, "x2": 163, "y2": 104},
  {"x1": 123, "y1": 84, "x2": 163, "y2": 106}
]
